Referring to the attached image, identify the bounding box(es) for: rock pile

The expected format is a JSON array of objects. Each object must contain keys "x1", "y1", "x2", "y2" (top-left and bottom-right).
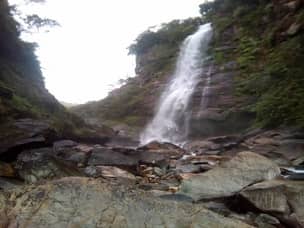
[{"x1": 0, "y1": 128, "x2": 304, "y2": 227}]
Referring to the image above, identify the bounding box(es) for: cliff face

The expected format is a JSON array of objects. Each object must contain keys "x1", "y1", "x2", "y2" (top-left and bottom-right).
[
  {"x1": 0, "y1": 0, "x2": 114, "y2": 158},
  {"x1": 0, "y1": 0, "x2": 67, "y2": 123},
  {"x1": 73, "y1": 0, "x2": 304, "y2": 140},
  {"x1": 206, "y1": 0, "x2": 304, "y2": 128},
  {"x1": 0, "y1": 1, "x2": 49, "y2": 115},
  {"x1": 71, "y1": 19, "x2": 201, "y2": 138}
]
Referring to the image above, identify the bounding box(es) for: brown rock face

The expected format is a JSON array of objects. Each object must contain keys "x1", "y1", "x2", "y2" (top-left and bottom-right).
[
  {"x1": 179, "y1": 151, "x2": 280, "y2": 201},
  {"x1": 188, "y1": 60, "x2": 255, "y2": 139}
]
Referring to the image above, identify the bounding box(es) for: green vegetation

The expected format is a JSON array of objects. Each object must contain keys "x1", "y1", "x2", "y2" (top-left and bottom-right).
[
  {"x1": 0, "y1": 0, "x2": 101, "y2": 139},
  {"x1": 201, "y1": 0, "x2": 304, "y2": 128},
  {"x1": 128, "y1": 18, "x2": 201, "y2": 55}
]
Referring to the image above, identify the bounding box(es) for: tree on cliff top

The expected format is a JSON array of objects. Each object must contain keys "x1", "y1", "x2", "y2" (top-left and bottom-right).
[
  {"x1": 10, "y1": 0, "x2": 59, "y2": 33},
  {"x1": 128, "y1": 18, "x2": 202, "y2": 55}
]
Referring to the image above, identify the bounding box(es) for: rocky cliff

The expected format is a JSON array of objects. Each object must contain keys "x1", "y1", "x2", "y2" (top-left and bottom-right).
[
  {"x1": 72, "y1": 0, "x2": 304, "y2": 142},
  {"x1": 0, "y1": 0, "x2": 114, "y2": 161},
  {"x1": 203, "y1": 0, "x2": 304, "y2": 130},
  {"x1": 1, "y1": 1, "x2": 304, "y2": 227},
  {"x1": 71, "y1": 18, "x2": 202, "y2": 139}
]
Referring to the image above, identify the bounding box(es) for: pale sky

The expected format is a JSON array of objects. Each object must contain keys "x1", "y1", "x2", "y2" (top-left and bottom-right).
[{"x1": 9, "y1": 0, "x2": 204, "y2": 104}]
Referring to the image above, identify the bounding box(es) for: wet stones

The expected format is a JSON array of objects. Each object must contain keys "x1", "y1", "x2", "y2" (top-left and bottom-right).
[
  {"x1": 15, "y1": 148, "x2": 82, "y2": 183},
  {"x1": 240, "y1": 180, "x2": 304, "y2": 227},
  {"x1": 179, "y1": 152, "x2": 280, "y2": 201},
  {"x1": 5, "y1": 177, "x2": 254, "y2": 228},
  {"x1": 88, "y1": 147, "x2": 139, "y2": 168}
]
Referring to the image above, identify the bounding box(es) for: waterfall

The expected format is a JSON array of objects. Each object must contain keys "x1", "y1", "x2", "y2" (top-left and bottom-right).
[{"x1": 140, "y1": 23, "x2": 212, "y2": 145}]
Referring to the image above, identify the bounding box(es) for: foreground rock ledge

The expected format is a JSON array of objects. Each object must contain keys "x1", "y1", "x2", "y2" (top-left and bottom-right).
[
  {"x1": 179, "y1": 151, "x2": 281, "y2": 201},
  {"x1": 241, "y1": 180, "x2": 304, "y2": 227},
  {"x1": 4, "y1": 177, "x2": 253, "y2": 228}
]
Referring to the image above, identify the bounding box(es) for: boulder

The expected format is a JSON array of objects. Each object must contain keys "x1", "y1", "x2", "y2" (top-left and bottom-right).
[
  {"x1": 53, "y1": 141, "x2": 92, "y2": 166},
  {"x1": 88, "y1": 147, "x2": 140, "y2": 168},
  {"x1": 15, "y1": 148, "x2": 82, "y2": 183},
  {"x1": 0, "y1": 119, "x2": 56, "y2": 161},
  {"x1": 7, "y1": 177, "x2": 254, "y2": 227},
  {"x1": 84, "y1": 165, "x2": 136, "y2": 180},
  {"x1": 88, "y1": 146, "x2": 175, "y2": 171},
  {"x1": 137, "y1": 141, "x2": 185, "y2": 159},
  {"x1": 179, "y1": 152, "x2": 280, "y2": 201},
  {"x1": 240, "y1": 180, "x2": 304, "y2": 227},
  {"x1": 175, "y1": 154, "x2": 228, "y2": 174},
  {"x1": 241, "y1": 130, "x2": 304, "y2": 165},
  {"x1": 184, "y1": 140, "x2": 222, "y2": 155}
]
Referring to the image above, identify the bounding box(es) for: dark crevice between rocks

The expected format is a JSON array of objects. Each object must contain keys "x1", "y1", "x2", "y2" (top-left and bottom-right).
[
  {"x1": 223, "y1": 195, "x2": 262, "y2": 214},
  {"x1": 190, "y1": 194, "x2": 293, "y2": 227},
  {"x1": 0, "y1": 141, "x2": 53, "y2": 162},
  {"x1": 229, "y1": 194, "x2": 300, "y2": 228}
]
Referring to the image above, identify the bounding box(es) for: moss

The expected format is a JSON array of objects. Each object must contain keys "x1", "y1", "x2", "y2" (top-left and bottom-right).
[
  {"x1": 205, "y1": 0, "x2": 304, "y2": 128},
  {"x1": 236, "y1": 36, "x2": 260, "y2": 69},
  {"x1": 214, "y1": 51, "x2": 225, "y2": 64}
]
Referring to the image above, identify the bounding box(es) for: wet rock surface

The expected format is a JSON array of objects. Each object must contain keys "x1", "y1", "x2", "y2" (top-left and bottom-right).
[
  {"x1": 179, "y1": 152, "x2": 280, "y2": 201},
  {"x1": 16, "y1": 148, "x2": 83, "y2": 183},
  {"x1": 0, "y1": 128, "x2": 303, "y2": 227},
  {"x1": 241, "y1": 180, "x2": 304, "y2": 227},
  {"x1": 0, "y1": 119, "x2": 56, "y2": 161},
  {"x1": 188, "y1": 60, "x2": 255, "y2": 139},
  {"x1": 5, "y1": 177, "x2": 254, "y2": 228}
]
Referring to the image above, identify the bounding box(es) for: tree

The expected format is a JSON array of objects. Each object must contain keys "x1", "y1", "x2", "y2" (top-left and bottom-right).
[
  {"x1": 10, "y1": 0, "x2": 59, "y2": 33},
  {"x1": 128, "y1": 18, "x2": 201, "y2": 55}
]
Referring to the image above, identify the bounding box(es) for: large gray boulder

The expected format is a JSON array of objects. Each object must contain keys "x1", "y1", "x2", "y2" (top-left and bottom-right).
[
  {"x1": 179, "y1": 151, "x2": 280, "y2": 201},
  {"x1": 15, "y1": 148, "x2": 82, "y2": 183},
  {"x1": 88, "y1": 144, "x2": 183, "y2": 170},
  {"x1": 7, "y1": 177, "x2": 254, "y2": 228},
  {"x1": 241, "y1": 180, "x2": 304, "y2": 227},
  {"x1": 0, "y1": 119, "x2": 56, "y2": 160}
]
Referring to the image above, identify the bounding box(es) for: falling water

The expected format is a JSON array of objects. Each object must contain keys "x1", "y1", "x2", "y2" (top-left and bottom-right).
[{"x1": 140, "y1": 23, "x2": 212, "y2": 145}]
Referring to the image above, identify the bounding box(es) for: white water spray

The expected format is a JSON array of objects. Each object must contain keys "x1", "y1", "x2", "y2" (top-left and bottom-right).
[{"x1": 140, "y1": 23, "x2": 213, "y2": 145}]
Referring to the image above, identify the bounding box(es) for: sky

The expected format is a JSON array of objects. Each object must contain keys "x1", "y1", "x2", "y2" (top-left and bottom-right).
[{"x1": 9, "y1": 0, "x2": 204, "y2": 104}]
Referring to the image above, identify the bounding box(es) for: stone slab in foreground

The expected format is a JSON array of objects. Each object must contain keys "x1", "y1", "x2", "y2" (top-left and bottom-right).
[
  {"x1": 179, "y1": 151, "x2": 280, "y2": 201},
  {"x1": 5, "y1": 177, "x2": 253, "y2": 228},
  {"x1": 241, "y1": 180, "x2": 304, "y2": 227}
]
